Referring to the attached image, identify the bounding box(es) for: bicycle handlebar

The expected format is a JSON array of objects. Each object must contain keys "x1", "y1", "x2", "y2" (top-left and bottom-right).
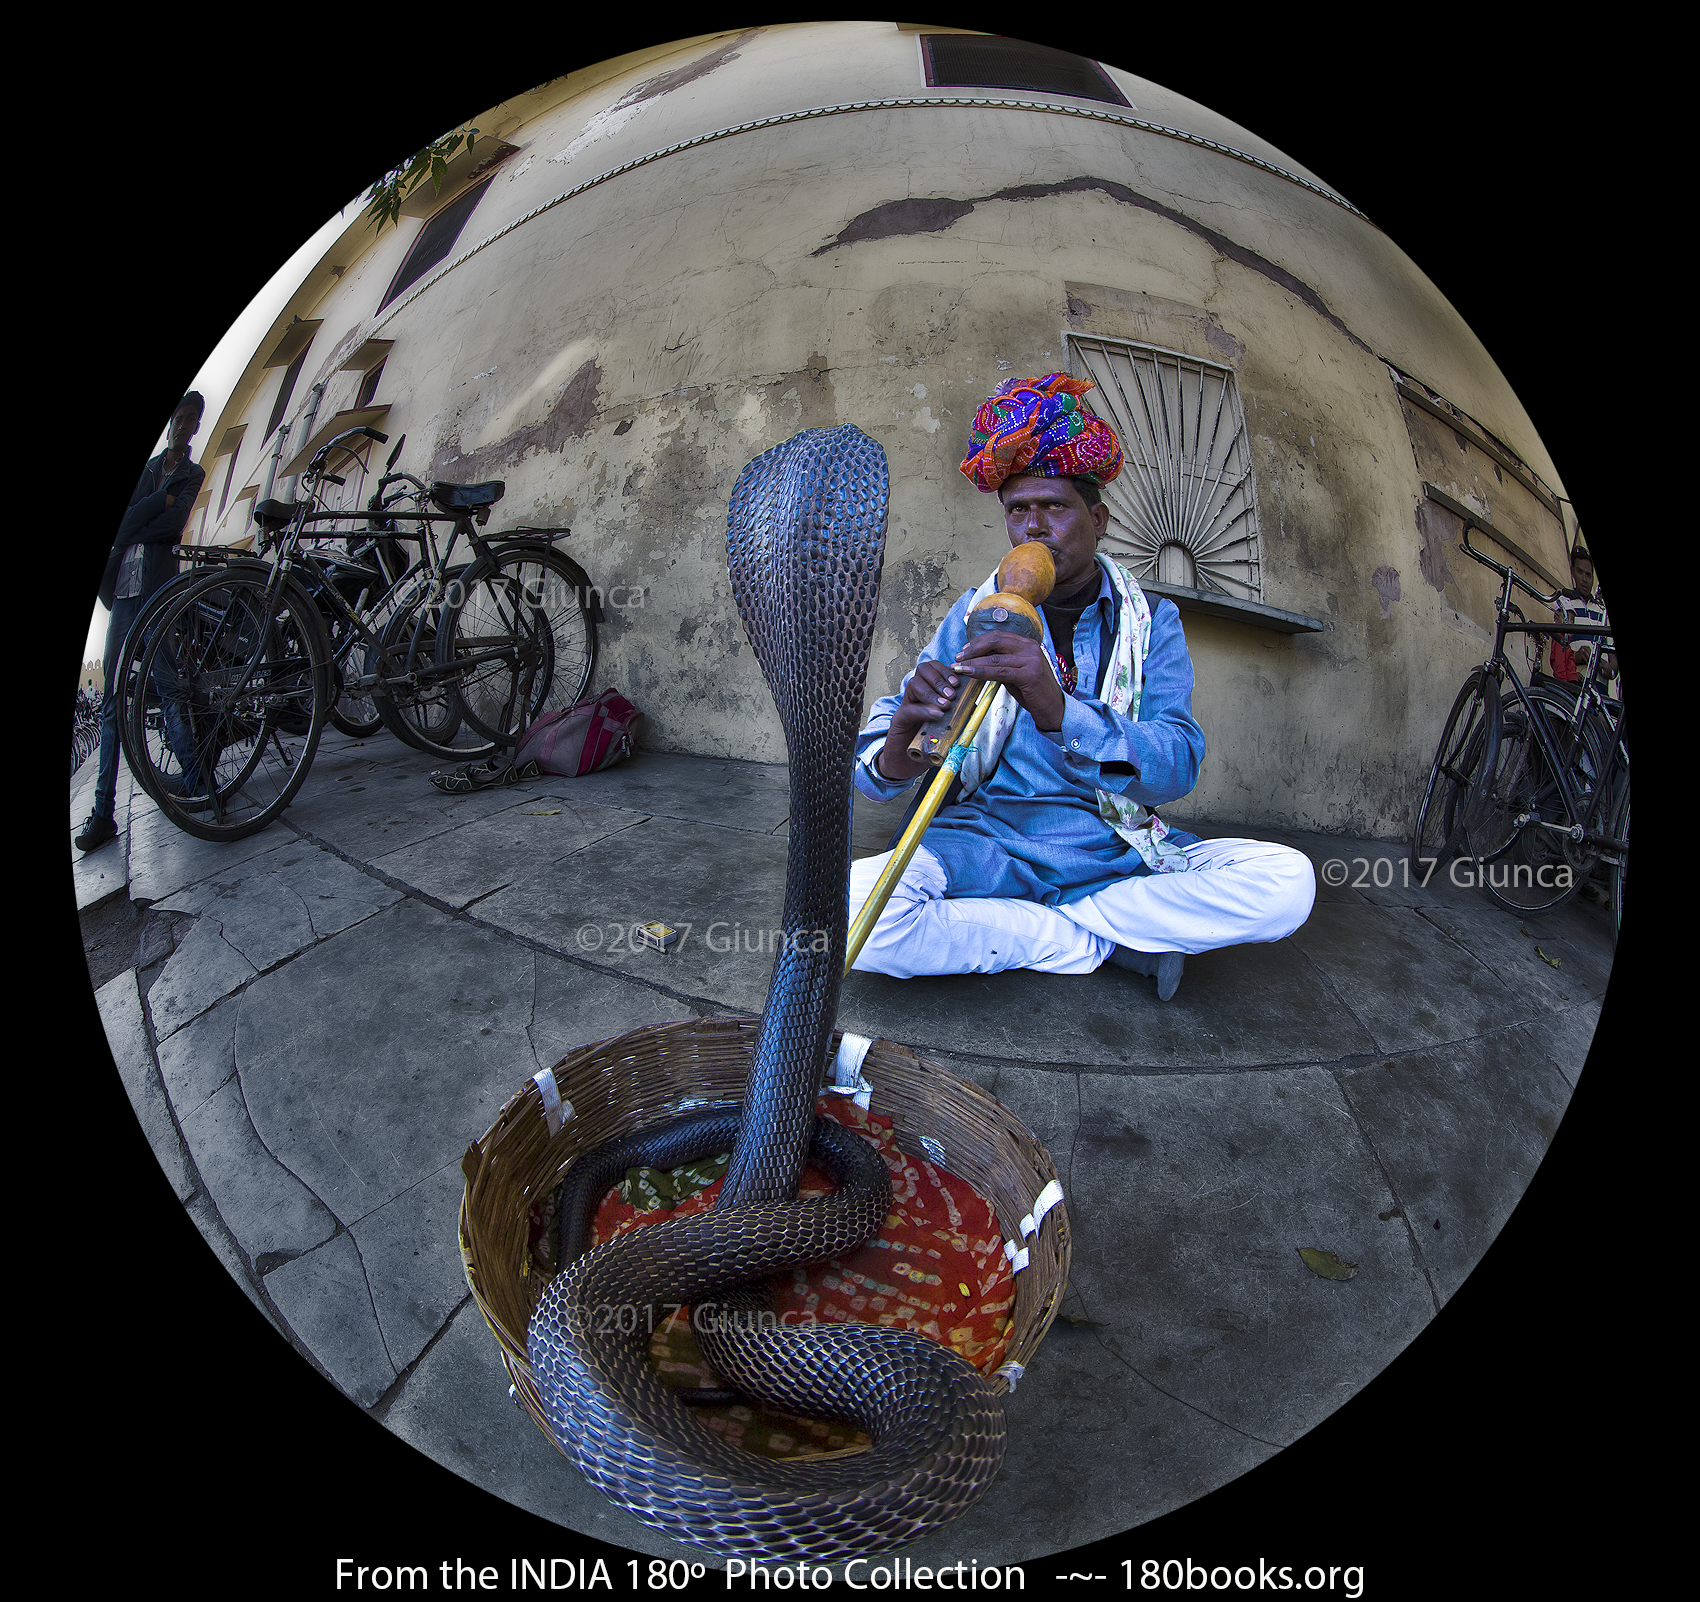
[
  {"x1": 1460, "y1": 525, "x2": 1564, "y2": 608},
  {"x1": 367, "y1": 470, "x2": 430, "y2": 513},
  {"x1": 308, "y1": 425, "x2": 389, "y2": 477}
]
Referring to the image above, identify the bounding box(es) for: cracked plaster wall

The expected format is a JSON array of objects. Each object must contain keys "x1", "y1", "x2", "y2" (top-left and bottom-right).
[{"x1": 193, "y1": 22, "x2": 1578, "y2": 838}]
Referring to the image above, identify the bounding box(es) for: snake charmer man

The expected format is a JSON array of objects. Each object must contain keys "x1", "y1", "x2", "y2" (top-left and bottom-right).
[{"x1": 847, "y1": 374, "x2": 1316, "y2": 1000}]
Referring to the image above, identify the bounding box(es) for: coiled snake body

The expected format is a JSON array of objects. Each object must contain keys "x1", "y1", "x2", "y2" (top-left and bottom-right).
[{"x1": 527, "y1": 426, "x2": 1006, "y2": 1560}]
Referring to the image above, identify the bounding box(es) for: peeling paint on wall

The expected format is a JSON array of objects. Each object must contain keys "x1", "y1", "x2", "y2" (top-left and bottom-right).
[
  {"x1": 549, "y1": 31, "x2": 762, "y2": 167},
  {"x1": 1414, "y1": 499, "x2": 1457, "y2": 594},
  {"x1": 431, "y1": 358, "x2": 603, "y2": 481},
  {"x1": 815, "y1": 176, "x2": 1371, "y2": 356},
  {"x1": 619, "y1": 29, "x2": 762, "y2": 107},
  {"x1": 1370, "y1": 563, "x2": 1402, "y2": 620},
  {"x1": 756, "y1": 353, "x2": 838, "y2": 433}
]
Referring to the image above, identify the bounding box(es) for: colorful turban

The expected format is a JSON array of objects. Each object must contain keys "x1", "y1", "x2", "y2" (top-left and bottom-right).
[{"x1": 958, "y1": 374, "x2": 1123, "y2": 493}]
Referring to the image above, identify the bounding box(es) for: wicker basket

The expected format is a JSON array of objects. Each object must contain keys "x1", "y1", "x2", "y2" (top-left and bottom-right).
[{"x1": 458, "y1": 1015, "x2": 1071, "y2": 1456}]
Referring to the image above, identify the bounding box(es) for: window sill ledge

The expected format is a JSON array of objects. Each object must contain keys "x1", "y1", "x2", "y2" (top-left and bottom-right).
[{"x1": 1138, "y1": 580, "x2": 1326, "y2": 634}]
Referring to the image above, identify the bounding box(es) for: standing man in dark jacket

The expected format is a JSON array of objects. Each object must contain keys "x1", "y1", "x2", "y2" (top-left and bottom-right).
[{"x1": 76, "y1": 393, "x2": 208, "y2": 852}]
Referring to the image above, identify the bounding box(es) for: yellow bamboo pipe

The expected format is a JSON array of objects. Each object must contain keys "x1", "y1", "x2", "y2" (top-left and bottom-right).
[{"x1": 845, "y1": 677, "x2": 1002, "y2": 976}]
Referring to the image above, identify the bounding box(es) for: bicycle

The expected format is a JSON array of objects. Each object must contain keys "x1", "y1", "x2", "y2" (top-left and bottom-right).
[
  {"x1": 1409, "y1": 523, "x2": 1627, "y2": 939},
  {"x1": 338, "y1": 438, "x2": 598, "y2": 756},
  {"x1": 124, "y1": 425, "x2": 599, "y2": 841},
  {"x1": 72, "y1": 685, "x2": 101, "y2": 775}
]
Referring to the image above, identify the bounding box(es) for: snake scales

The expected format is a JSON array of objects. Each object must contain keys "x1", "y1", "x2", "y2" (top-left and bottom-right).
[{"x1": 526, "y1": 426, "x2": 1006, "y2": 1560}]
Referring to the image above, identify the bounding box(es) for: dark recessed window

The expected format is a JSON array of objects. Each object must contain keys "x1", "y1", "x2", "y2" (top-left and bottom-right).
[
  {"x1": 919, "y1": 35, "x2": 1131, "y2": 107},
  {"x1": 265, "y1": 345, "x2": 310, "y2": 443},
  {"x1": 378, "y1": 178, "x2": 494, "y2": 312},
  {"x1": 356, "y1": 357, "x2": 387, "y2": 409}
]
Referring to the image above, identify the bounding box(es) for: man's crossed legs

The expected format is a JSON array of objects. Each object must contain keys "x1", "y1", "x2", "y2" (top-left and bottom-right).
[{"x1": 847, "y1": 838, "x2": 1316, "y2": 986}]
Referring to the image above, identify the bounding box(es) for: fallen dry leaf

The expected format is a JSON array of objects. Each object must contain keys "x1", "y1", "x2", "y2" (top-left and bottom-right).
[
  {"x1": 1534, "y1": 946, "x2": 1561, "y2": 969},
  {"x1": 521, "y1": 810, "x2": 563, "y2": 816},
  {"x1": 1297, "y1": 1247, "x2": 1358, "y2": 1281}
]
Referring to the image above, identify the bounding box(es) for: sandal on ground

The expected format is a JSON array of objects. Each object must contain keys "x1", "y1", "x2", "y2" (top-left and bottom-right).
[{"x1": 429, "y1": 757, "x2": 544, "y2": 794}]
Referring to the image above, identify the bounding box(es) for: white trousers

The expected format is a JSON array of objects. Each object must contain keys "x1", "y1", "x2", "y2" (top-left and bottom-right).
[{"x1": 847, "y1": 838, "x2": 1317, "y2": 978}]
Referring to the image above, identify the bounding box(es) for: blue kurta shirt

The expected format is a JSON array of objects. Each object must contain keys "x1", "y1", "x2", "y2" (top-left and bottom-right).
[{"x1": 853, "y1": 565, "x2": 1205, "y2": 906}]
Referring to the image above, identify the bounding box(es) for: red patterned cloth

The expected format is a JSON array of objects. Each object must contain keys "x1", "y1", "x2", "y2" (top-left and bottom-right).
[
  {"x1": 959, "y1": 373, "x2": 1124, "y2": 493},
  {"x1": 578, "y1": 1096, "x2": 1017, "y2": 1460}
]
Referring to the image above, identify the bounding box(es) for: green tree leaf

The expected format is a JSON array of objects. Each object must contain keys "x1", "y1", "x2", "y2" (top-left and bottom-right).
[{"x1": 1297, "y1": 1247, "x2": 1358, "y2": 1281}]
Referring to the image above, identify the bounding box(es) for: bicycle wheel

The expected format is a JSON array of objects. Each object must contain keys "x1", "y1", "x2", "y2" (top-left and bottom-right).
[
  {"x1": 329, "y1": 666, "x2": 385, "y2": 739},
  {"x1": 437, "y1": 547, "x2": 598, "y2": 743},
  {"x1": 131, "y1": 570, "x2": 330, "y2": 842},
  {"x1": 115, "y1": 564, "x2": 267, "y2": 781},
  {"x1": 370, "y1": 593, "x2": 498, "y2": 761},
  {"x1": 1607, "y1": 782, "x2": 1628, "y2": 946},
  {"x1": 497, "y1": 547, "x2": 597, "y2": 712},
  {"x1": 1465, "y1": 685, "x2": 1600, "y2": 917},
  {"x1": 1411, "y1": 671, "x2": 1497, "y2": 874},
  {"x1": 321, "y1": 599, "x2": 385, "y2": 740},
  {"x1": 306, "y1": 557, "x2": 388, "y2": 739}
]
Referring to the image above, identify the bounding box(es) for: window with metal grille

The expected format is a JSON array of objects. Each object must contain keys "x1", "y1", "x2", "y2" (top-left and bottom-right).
[
  {"x1": 377, "y1": 178, "x2": 494, "y2": 313},
  {"x1": 1065, "y1": 332, "x2": 1263, "y2": 600},
  {"x1": 919, "y1": 35, "x2": 1130, "y2": 106}
]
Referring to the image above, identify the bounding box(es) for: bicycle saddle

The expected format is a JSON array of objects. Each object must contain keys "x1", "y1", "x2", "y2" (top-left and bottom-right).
[
  {"x1": 429, "y1": 480, "x2": 505, "y2": 512},
  {"x1": 254, "y1": 499, "x2": 299, "y2": 528}
]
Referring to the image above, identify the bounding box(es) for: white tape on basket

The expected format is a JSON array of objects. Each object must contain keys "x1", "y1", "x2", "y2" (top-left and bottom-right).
[
  {"x1": 827, "y1": 1031, "x2": 874, "y2": 1109},
  {"x1": 994, "y1": 1362, "x2": 1025, "y2": 1391},
  {"x1": 532, "y1": 1068, "x2": 574, "y2": 1137},
  {"x1": 1020, "y1": 1178, "x2": 1066, "y2": 1238},
  {"x1": 1003, "y1": 1239, "x2": 1030, "y2": 1273}
]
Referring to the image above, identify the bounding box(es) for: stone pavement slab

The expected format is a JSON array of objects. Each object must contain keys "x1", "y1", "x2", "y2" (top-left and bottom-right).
[
  {"x1": 153, "y1": 841, "x2": 403, "y2": 969},
  {"x1": 526, "y1": 948, "x2": 706, "y2": 1069},
  {"x1": 74, "y1": 836, "x2": 128, "y2": 910},
  {"x1": 232, "y1": 897, "x2": 546, "y2": 1224},
  {"x1": 1291, "y1": 901, "x2": 1515, "y2": 1054},
  {"x1": 373, "y1": 794, "x2": 647, "y2": 909},
  {"x1": 124, "y1": 803, "x2": 297, "y2": 905},
  {"x1": 284, "y1": 752, "x2": 566, "y2": 857},
  {"x1": 147, "y1": 915, "x2": 260, "y2": 1041},
  {"x1": 177, "y1": 1076, "x2": 339, "y2": 1266},
  {"x1": 98, "y1": 969, "x2": 194, "y2": 1202},
  {"x1": 1513, "y1": 997, "x2": 1601, "y2": 1089},
  {"x1": 265, "y1": 1229, "x2": 398, "y2": 1407},
  {"x1": 841, "y1": 937, "x2": 1376, "y2": 1068},
  {"x1": 1335, "y1": 1032, "x2": 1573, "y2": 1304},
  {"x1": 558, "y1": 751, "x2": 791, "y2": 834},
  {"x1": 1062, "y1": 1067, "x2": 1433, "y2": 1444},
  {"x1": 475, "y1": 816, "x2": 788, "y2": 1008},
  {"x1": 349, "y1": 1160, "x2": 482, "y2": 1376},
  {"x1": 155, "y1": 993, "x2": 240, "y2": 1121},
  {"x1": 1414, "y1": 897, "x2": 1614, "y2": 1010}
]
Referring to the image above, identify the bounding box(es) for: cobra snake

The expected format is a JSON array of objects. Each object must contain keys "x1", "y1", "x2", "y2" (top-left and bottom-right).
[{"x1": 526, "y1": 426, "x2": 1006, "y2": 1560}]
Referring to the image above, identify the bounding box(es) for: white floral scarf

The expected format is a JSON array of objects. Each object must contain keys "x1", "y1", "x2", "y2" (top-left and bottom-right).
[{"x1": 955, "y1": 554, "x2": 1190, "y2": 874}]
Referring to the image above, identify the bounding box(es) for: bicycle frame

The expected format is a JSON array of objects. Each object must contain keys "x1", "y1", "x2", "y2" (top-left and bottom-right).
[
  {"x1": 1461, "y1": 525, "x2": 1628, "y2": 861},
  {"x1": 264, "y1": 438, "x2": 573, "y2": 726}
]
